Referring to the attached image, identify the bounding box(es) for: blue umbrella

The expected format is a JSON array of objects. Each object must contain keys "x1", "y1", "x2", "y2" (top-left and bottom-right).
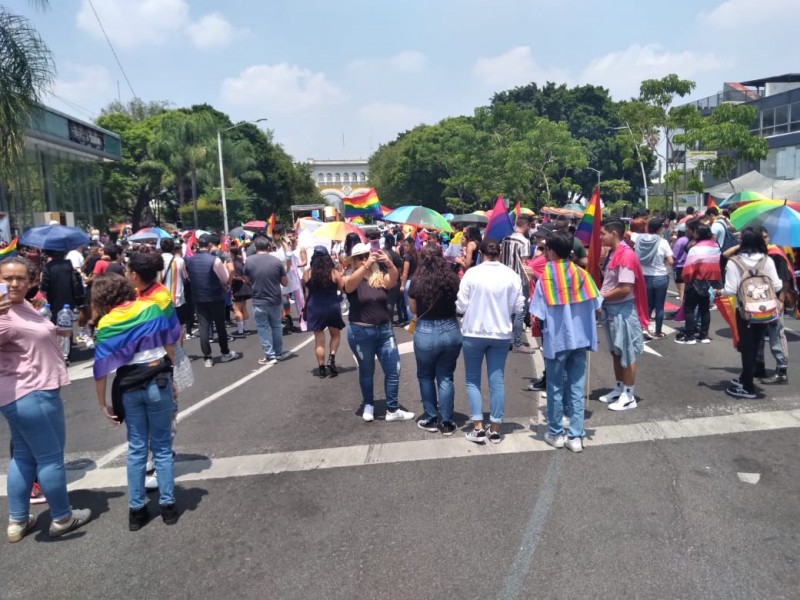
[{"x1": 20, "y1": 225, "x2": 90, "y2": 253}]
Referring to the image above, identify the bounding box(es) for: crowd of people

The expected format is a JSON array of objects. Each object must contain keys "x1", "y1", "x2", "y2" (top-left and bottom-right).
[{"x1": 2, "y1": 203, "x2": 798, "y2": 542}]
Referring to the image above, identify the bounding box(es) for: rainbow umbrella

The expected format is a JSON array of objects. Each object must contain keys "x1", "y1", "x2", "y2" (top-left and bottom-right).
[
  {"x1": 312, "y1": 221, "x2": 365, "y2": 242},
  {"x1": 382, "y1": 205, "x2": 454, "y2": 232},
  {"x1": 719, "y1": 190, "x2": 768, "y2": 207},
  {"x1": 128, "y1": 226, "x2": 172, "y2": 242},
  {"x1": 729, "y1": 200, "x2": 800, "y2": 246}
]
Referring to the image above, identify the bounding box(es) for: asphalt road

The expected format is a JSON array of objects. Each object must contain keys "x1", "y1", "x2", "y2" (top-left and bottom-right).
[{"x1": 1, "y1": 305, "x2": 799, "y2": 600}]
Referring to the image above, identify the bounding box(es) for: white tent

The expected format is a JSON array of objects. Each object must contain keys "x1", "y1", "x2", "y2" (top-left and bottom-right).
[{"x1": 705, "y1": 170, "x2": 800, "y2": 201}]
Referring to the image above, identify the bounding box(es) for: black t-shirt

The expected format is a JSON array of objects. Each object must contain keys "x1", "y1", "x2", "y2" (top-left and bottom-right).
[
  {"x1": 106, "y1": 262, "x2": 125, "y2": 276},
  {"x1": 407, "y1": 279, "x2": 458, "y2": 320},
  {"x1": 404, "y1": 254, "x2": 417, "y2": 278},
  {"x1": 347, "y1": 279, "x2": 390, "y2": 325}
]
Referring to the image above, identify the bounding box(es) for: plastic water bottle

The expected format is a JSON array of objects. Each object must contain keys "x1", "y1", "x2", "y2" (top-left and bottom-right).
[
  {"x1": 57, "y1": 304, "x2": 73, "y2": 361},
  {"x1": 39, "y1": 303, "x2": 51, "y2": 321}
]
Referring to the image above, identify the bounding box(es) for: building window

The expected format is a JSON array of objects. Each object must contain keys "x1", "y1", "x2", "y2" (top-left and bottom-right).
[
  {"x1": 343, "y1": 173, "x2": 349, "y2": 182},
  {"x1": 359, "y1": 172, "x2": 366, "y2": 182},
  {"x1": 352, "y1": 172, "x2": 357, "y2": 181},
  {"x1": 775, "y1": 105, "x2": 789, "y2": 135},
  {"x1": 326, "y1": 173, "x2": 332, "y2": 183},
  {"x1": 790, "y1": 101, "x2": 800, "y2": 132},
  {"x1": 761, "y1": 108, "x2": 775, "y2": 137},
  {"x1": 317, "y1": 173, "x2": 324, "y2": 184},
  {"x1": 335, "y1": 173, "x2": 341, "y2": 182}
]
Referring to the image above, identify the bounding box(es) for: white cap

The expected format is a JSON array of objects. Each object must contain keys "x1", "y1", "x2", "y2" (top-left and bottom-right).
[{"x1": 349, "y1": 242, "x2": 371, "y2": 257}]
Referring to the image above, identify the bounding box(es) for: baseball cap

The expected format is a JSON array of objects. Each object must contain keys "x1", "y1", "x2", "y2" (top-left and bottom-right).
[{"x1": 349, "y1": 242, "x2": 371, "y2": 258}]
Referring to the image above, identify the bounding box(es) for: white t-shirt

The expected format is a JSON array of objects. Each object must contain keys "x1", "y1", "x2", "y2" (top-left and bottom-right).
[
  {"x1": 66, "y1": 250, "x2": 84, "y2": 270},
  {"x1": 641, "y1": 238, "x2": 672, "y2": 277},
  {"x1": 710, "y1": 221, "x2": 727, "y2": 248}
]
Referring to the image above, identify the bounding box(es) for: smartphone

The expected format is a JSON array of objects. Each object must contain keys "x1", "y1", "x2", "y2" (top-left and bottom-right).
[
  {"x1": 0, "y1": 283, "x2": 7, "y2": 300},
  {"x1": 370, "y1": 239, "x2": 381, "y2": 253}
]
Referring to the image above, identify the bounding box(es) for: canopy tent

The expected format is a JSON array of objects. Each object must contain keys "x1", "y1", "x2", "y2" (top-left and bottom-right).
[{"x1": 705, "y1": 170, "x2": 800, "y2": 202}]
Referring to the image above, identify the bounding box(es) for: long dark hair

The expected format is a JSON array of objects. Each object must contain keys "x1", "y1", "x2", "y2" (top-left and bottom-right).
[
  {"x1": 465, "y1": 226, "x2": 482, "y2": 244},
  {"x1": 413, "y1": 243, "x2": 459, "y2": 308},
  {"x1": 737, "y1": 227, "x2": 768, "y2": 255},
  {"x1": 344, "y1": 232, "x2": 362, "y2": 256},
  {"x1": 309, "y1": 252, "x2": 334, "y2": 288},
  {"x1": 403, "y1": 237, "x2": 418, "y2": 264}
]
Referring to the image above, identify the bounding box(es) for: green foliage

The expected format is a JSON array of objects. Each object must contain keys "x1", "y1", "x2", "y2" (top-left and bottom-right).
[
  {"x1": 0, "y1": 3, "x2": 55, "y2": 176},
  {"x1": 178, "y1": 197, "x2": 223, "y2": 230},
  {"x1": 599, "y1": 179, "x2": 631, "y2": 202},
  {"x1": 604, "y1": 200, "x2": 632, "y2": 217}
]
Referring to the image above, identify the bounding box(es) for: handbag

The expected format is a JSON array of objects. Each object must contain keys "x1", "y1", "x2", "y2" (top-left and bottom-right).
[{"x1": 173, "y1": 344, "x2": 194, "y2": 393}]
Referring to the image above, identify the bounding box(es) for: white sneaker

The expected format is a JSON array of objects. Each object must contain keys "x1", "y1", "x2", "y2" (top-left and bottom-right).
[
  {"x1": 146, "y1": 458, "x2": 155, "y2": 473},
  {"x1": 565, "y1": 437, "x2": 583, "y2": 453},
  {"x1": 385, "y1": 408, "x2": 415, "y2": 422},
  {"x1": 204, "y1": 358, "x2": 213, "y2": 368},
  {"x1": 608, "y1": 393, "x2": 637, "y2": 411},
  {"x1": 544, "y1": 433, "x2": 565, "y2": 449},
  {"x1": 599, "y1": 388, "x2": 623, "y2": 403},
  {"x1": 145, "y1": 474, "x2": 158, "y2": 491},
  {"x1": 220, "y1": 351, "x2": 238, "y2": 363},
  {"x1": 362, "y1": 405, "x2": 374, "y2": 422}
]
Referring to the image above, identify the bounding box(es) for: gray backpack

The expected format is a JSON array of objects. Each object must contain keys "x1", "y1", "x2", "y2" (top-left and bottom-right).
[{"x1": 729, "y1": 256, "x2": 780, "y2": 324}]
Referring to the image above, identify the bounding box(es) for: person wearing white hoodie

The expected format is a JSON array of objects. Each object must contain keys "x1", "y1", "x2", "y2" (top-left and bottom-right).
[
  {"x1": 716, "y1": 227, "x2": 782, "y2": 399},
  {"x1": 457, "y1": 238, "x2": 525, "y2": 444}
]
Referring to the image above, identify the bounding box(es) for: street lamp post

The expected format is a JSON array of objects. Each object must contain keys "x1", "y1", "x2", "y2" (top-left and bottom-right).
[
  {"x1": 612, "y1": 124, "x2": 650, "y2": 210},
  {"x1": 218, "y1": 118, "x2": 267, "y2": 234},
  {"x1": 586, "y1": 167, "x2": 601, "y2": 190}
]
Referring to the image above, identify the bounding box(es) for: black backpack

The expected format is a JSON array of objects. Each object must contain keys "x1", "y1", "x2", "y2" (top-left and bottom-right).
[{"x1": 71, "y1": 270, "x2": 86, "y2": 307}]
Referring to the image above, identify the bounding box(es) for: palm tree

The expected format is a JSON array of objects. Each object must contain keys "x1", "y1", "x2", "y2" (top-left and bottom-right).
[{"x1": 0, "y1": 1, "x2": 55, "y2": 176}]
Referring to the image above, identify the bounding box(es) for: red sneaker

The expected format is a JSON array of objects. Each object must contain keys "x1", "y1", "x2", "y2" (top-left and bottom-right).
[{"x1": 30, "y1": 482, "x2": 47, "y2": 505}]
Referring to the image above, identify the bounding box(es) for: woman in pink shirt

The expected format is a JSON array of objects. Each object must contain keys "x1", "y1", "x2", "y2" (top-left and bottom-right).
[{"x1": 0, "y1": 257, "x2": 91, "y2": 543}]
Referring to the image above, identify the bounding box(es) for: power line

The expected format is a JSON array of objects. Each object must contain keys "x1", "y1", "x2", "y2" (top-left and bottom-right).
[{"x1": 86, "y1": 0, "x2": 137, "y2": 99}]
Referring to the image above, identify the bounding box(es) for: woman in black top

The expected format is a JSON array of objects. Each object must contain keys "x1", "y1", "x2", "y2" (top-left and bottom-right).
[
  {"x1": 344, "y1": 242, "x2": 414, "y2": 423},
  {"x1": 407, "y1": 243, "x2": 463, "y2": 435},
  {"x1": 229, "y1": 246, "x2": 252, "y2": 338},
  {"x1": 303, "y1": 247, "x2": 345, "y2": 378},
  {"x1": 400, "y1": 237, "x2": 418, "y2": 324}
]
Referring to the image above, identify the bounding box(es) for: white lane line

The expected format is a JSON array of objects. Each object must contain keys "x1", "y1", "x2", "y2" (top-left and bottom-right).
[
  {"x1": 92, "y1": 334, "x2": 317, "y2": 469},
  {"x1": 17, "y1": 404, "x2": 797, "y2": 495}
]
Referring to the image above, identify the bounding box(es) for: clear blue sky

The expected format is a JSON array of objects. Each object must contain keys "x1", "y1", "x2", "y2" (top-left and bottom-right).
[{"x1": 16, "y1": 0, "x2": 799, "y2": 162}]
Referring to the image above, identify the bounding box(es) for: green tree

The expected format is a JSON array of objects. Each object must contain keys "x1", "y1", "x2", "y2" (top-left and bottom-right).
[{"x1": 0, "y1": 0, "x2": 54, "y2": 176}]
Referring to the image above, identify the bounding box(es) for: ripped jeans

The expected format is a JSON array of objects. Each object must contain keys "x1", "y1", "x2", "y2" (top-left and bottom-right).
[{"x1": 347, "y1": 322, "x2": 400, "y2": 409}]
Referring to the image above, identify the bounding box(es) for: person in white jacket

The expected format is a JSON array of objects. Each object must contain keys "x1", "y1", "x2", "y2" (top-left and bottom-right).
[
  {"x1": 457, "y1": 238, "x2": 525, "y2": 444},
  {"x1": 716, "y1": 227, "x2": 782, "y2": 399}
]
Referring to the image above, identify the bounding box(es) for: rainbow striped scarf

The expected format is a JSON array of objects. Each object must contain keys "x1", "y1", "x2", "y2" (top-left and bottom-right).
[
  {"x1": 93, "y1": 294, "x2": 181, "y2": 380},
  {"x1": 540, "y1": 259, "x2": 599, "y2": 306}
]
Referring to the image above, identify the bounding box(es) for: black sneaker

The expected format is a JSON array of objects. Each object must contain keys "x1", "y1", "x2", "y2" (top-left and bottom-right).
[
  {"x1": 317, "y1": 365, "x2": 327, "y2": 378},
  {"x1": 726, "y1": 385, "x2": 758, "y2": 399},
  {"x1": 761, "y1": 371, "x2": 788, "y2": 385},
  {"x1": 528, "y1": 377, "x2": 546, "y2": 391},
  {"x1": 416, "y1": 417, "x2": 439, "y2": 432},
  {"x1": 486, "y1": 428, "x2": 502, "y2": 444},
  {"x1": 465, "y1": 427, "x2": 486, "y2": 444},
  {"x1": 674, "y1": 333, "x2": 696, "y2": 345},
  {"x1": 129, "y1": 506, "x2": 150, "y2": 531},
  {"x1": 440, "y1": 421, "x2": 457, "y2": 436},
  {"x1": 161, "y1": 503, "x2": 179, "y2": 525},
  {"x1": 730, "y1": 376, "x2": 742, "y2": 386},
  {"x1": 327, "y1": 354, "x2": 338, "y2": 378}
]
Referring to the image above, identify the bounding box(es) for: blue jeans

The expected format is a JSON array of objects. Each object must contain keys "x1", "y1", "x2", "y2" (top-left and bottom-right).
[
  {"x1": 1, "y1": 389, "x2": 72, "y2": 522},
  {"x1": 403, "y1": 280, "x2": 413, "y2": 319},
  {"x1": 413, "y1": 318, "x2": 463, "y2": 423},
  {"x1": 513, "y1": 281, "x2": 530, "y2": 347},
  {"x1": 644, "y1": 274, "x2": 669, "y2": 334},
  {"x1": 347, "y1": 323, "x2": 400, "y2": 410},
  {"x1": 122, "y1": 376, "x2": 175, "y2": 509},
  {"x1": 253, "y1": 302, "x2": 284, "y2": 358},
  {"x1": 544, "y1": 349, "x2": 587, "y2": 439},
  {"x1": 462, "y1": 336, "x2": 510, "y2": 424},
  {"x1": 757, "y1": 314, "x2": 788, "y2": 369}
]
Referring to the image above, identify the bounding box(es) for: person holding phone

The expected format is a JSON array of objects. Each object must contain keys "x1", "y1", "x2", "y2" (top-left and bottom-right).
[{"x1": 0, "y1": 257, "x2": 92, "y2": 542}]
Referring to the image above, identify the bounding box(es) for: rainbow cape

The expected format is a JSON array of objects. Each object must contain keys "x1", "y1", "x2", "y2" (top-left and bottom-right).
[
  {"x1": 540, "y1": 260, "x2": 599, "y2": 306},
  {"x1": 0, "y1": 237, "x2": 18, "y2": 258},
  {"x1": 93, "y1": 293, "x2": 181, "y2": 380},
  {"x1": 344, "y1": 188, "x2": 382, "y2": 219}
]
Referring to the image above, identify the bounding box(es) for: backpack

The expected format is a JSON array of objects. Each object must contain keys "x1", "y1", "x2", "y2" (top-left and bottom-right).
[
  {"x1": 719, "y1": 224, "x2": 738, "y2": 254},
  {"x1": 729, "y1": 256, "x2": 780, "y2": 324},
  {"x1": 71, "y1": 270, "x2": 86, "y2": 307}
]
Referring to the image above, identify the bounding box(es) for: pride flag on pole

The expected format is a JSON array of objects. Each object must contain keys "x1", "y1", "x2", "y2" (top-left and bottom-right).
[
  {"x1": 575, "y1": 186, "x2": 602, "y2": 285},
  {"x1": 513, "y1": 201, "x2": 521, "y2": 223},
  {"x1": 344, "y1": 188, "x2": 382, "y2": 219},
  {"x1": 0, "y1": 236, "x2": 18, "y2": 259},
  {"x1": 484, "y1": 196, "x2": 514, "y2": 241},
  {"x1": 267, "y1": 213, "x2": 276, "y2": 238},
  {"x1": 707, "y1": 194, "x2": 718, "y2": 210}
]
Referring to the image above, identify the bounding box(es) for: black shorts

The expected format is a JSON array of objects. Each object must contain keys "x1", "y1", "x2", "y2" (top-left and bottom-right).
[
  {"x1": 175, "y1": 303, "x2": 192, "y2": 326},
  {"x1": 674, "y1": 267, "x2": 684, "y2": 285}
]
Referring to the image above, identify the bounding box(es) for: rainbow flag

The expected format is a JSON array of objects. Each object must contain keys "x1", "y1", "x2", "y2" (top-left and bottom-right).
[
  {"x1": 380, "y1": 205, "x2": 392, "y2": 217},
  {"x1": 484, "y1": 196, "x2": 513, "y2": 241},
  {"x1": 0, "y1": 237, "x2": 18, "y2": 258},
  {"x1": 714, "y1": 295, "x2": 739, "y2": 348},
  {"x1": 707, "y1": 194, "x2": 718, "y2": 210},
  {"x1": 513, "y1": 201, "x2": 521, "y2": 223},
  {"x1": 540, "y1": 260, "x2": 599, "y2": 306},
  {"x1": 575, "y1": 187, "x2": 602, "y2": 285},
  {"x1": 267, "y1": 213, "x2": 276, "y2": 238},
  {"x1": 93, "y1": 296, "x2": 181, "y2": 380},
  {"x1": 344, "y1": 188, "x2": 382, "y2": 219}
]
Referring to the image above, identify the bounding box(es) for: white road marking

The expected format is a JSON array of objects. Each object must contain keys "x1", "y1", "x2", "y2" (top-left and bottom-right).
[
  {"x1": 5, "y1": 397, "x2": 792, "y2": 495},
  {"x1": 92, "y1": 334, "x2": 317, "y2": 469},
  {"x1": 737, "y1": 472, "x2": 761, "y2": 484}
]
